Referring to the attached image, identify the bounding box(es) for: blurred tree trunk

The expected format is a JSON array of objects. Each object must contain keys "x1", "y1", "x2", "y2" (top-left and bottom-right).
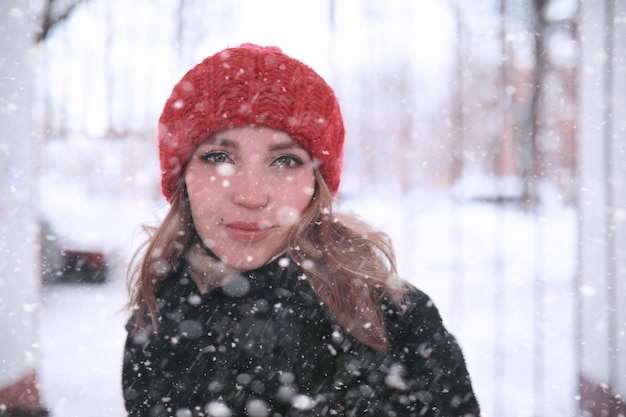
[
  {"x1": 524, "y1": 0, "x2": 548, "y2": 207},
  {"x1": 36, "y1": 0, "x2": 87, "y2": 43},
  {"x1": 578, "y1": 0, "x2": 626, "y2": 414},
  {"x1": 496, "y1": 0, "x2": 516, "y2": 178},
  {"x1": 449, "y1": 0, "x2": 465, "y2": 184}
]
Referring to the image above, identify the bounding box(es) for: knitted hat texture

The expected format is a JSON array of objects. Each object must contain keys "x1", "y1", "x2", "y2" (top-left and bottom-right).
[{"x1": 158, "y1": 43, "x2": 345, "y2": 200}]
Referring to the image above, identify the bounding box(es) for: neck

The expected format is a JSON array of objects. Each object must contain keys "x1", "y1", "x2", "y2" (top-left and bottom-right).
[{"x1": 184, "y1": 240, "x2": 237, "y2": 293}]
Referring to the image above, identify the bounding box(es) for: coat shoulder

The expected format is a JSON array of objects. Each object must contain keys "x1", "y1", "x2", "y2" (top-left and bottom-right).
[{"x1": 382, "y1": 285, "x2": 445, "y2": 340}]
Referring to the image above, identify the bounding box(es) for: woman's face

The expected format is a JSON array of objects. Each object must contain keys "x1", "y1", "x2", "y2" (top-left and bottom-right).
[{"x1": 185, "y1": 125, "x2": 315, "y2": 271}]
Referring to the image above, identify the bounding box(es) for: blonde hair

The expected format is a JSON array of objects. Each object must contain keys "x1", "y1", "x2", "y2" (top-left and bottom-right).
[{"x1": 127, "y1": 170, "x2": 408, "y2": 352}]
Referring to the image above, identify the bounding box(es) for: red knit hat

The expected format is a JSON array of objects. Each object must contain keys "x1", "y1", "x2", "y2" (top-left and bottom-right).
[{"x1": 158, "y1": 43, "x2": 345, "y2": 201}]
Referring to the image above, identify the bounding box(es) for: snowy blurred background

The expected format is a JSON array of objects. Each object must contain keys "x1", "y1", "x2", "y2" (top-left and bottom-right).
[{"x1": 1, "y1": 0, "x2": 625, "y2": 416}]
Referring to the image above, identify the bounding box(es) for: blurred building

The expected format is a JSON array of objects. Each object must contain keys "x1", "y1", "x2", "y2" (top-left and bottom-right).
[{"x1": 0, "y1": 2, "x2": 48, "y2": 416}]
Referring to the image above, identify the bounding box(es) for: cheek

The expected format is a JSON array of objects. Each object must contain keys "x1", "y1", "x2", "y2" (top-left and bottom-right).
[
  {"x1": 292, "y1": 185, "x2": 315, "y2": 209},
  {"x1": 272, "y1": 178, "x2": 314, "y2": 227},
  {"x1": 275, "y1": 205, "x2": 304, "y2": 227},
  {"x1": 186, "y1": 168, "x2": 221, "y2": 193},
  {"x1": 186, "y1": 182, "x2": 220, "y2": 218},
  {"x1": 274, "y1": 172, "x2": 313, "y2": 202},
  {"x1": 293, "y1": 172, "x2": 316, "y2": 206}
]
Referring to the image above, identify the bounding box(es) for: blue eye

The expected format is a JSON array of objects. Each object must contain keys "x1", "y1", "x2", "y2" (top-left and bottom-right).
[
  {"x1": 200, "y1": 151, "x2": 232, "y2": 164},
  {"x1": 272, "y1": 155, "x2": 303, "y2": 168}
]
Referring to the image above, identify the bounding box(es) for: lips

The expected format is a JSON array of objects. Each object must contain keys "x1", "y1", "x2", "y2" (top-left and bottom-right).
[{"x1": 224, "y1": 222, "x2": 272, "y2": 243}]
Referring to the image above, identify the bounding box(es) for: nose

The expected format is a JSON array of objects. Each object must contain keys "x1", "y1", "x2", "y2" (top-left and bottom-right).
[{"x1": 231, "y1": 167, "x2": 269, "y2": 209}]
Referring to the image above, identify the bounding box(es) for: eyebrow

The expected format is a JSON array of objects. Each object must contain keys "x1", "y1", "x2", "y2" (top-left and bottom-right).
[
  {"x1": 200, "y1": 137, "x2": 238, "y2": 149},
  {"x1": 268, "y1": 142, "x2": 305, "y2": 152},
  {"x1": 200, "y1": 136, "x2": 306, "y2": 153}
]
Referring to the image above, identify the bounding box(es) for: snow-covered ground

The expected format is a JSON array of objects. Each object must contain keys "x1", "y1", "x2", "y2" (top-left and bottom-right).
[
  {"x1": 39, "y1": 274, "x2": 128, "y2": 416},
  {"x1": 37, "y1": 139, "x2": 578, "y2": 417}
]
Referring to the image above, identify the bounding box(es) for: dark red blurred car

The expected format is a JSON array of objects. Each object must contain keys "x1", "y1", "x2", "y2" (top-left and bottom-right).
[{"x1": 40, "y1": 220, "x2": 108, "y2": 284}]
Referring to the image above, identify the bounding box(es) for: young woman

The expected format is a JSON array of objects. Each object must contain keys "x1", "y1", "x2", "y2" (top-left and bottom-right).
[{"x1": 123, "y1": 44, "x2": 480, "y2": 417}]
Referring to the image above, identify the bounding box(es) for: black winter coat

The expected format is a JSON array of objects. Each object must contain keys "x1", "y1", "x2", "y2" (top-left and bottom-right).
[{"x1": 122, "y1": 256, "x2": 480, "y2": 417}]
